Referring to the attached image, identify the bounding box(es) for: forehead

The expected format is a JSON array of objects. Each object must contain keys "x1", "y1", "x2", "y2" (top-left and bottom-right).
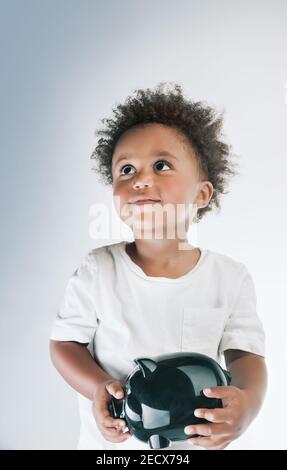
[{"x1": 112, "y1": 123, "x2": 194, "y2": 163}]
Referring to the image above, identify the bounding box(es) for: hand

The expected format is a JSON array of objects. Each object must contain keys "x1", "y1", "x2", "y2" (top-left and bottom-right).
[
  {"x1": 92, "y1": 378, "x2": 132, "y2": 443},
  {"x1": 184, "y1": 386, "x2": 250, "y2": 450}
]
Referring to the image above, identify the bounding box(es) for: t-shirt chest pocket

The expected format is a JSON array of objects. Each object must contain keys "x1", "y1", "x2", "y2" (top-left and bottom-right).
[{"x1": 181, "y1": 306, "x2": 227, "y2": 358}]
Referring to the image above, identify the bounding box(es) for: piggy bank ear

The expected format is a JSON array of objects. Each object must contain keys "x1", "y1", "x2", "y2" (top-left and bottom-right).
[{"x1": 135, "y1": 358, "x2": 158, "y2": 380}]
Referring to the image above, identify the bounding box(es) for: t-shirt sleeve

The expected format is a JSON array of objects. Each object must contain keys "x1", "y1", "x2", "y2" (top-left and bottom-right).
[
  {"x1": 219, "y1": 266, "x2": 265, "y2": 358},
  {"x1": 50, "y1": 255, "x2": 99, "y2": 344}
]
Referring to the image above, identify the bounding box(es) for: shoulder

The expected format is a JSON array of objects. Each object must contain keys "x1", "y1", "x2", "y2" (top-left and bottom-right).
[
  {"x1": 204, "y1": 248, "x2": 248, "y2": 281},
  {"x1": 69, "y1": 243, "x2": 119, "y2": 285},
  {"x1": 81, "y1": 241, "x2": 124, "y2": 271}
]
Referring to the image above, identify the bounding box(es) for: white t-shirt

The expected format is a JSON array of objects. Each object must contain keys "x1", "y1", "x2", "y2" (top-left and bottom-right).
[{"x1": 50, "y1": 241, "x2": 265, "y2": 450}]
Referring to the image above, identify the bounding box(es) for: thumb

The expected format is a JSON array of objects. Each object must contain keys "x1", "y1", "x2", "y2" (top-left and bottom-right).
[{"x1": 105, "y1": 381, "x2": 125, "y2": 399}]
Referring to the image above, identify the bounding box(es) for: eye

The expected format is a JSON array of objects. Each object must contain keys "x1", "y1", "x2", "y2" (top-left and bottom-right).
[
  {"x1": 119, "y1": 165, "x2": 136, "y2": 176},
  {"x1": 154, "y1": 160, "x2": 171, "y2": 171},
  {"x1": 119, "y1": 159, "x2": 171, "y2": 176}
]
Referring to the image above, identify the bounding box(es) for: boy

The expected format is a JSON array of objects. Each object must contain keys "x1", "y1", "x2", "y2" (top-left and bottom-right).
[{"x1": 50, "y1": 82, "x2": 267, "y2": 450}]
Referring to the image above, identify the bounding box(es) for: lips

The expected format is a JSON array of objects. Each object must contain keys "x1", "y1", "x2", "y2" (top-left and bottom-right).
[
  {"x1": 133, "y1": 199, "x2": 161, "y2": 205},
  {"x1": 129, "y1": 196, "x2": 161, "y2": 204}
]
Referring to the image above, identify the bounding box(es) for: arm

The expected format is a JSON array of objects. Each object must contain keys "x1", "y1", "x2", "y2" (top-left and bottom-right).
[
  {"x1": 184, "y1": 349, "x2": 268, "y2": 449},
  {"x1": 50, "y1": 340, "x2": 132, "y2": 443},
  {"x1": 224, "y1": 349, "x2": 268, "y2": 427},
  {"x1": 49, "y1": 339, "x2": 113, "y2": 401}
]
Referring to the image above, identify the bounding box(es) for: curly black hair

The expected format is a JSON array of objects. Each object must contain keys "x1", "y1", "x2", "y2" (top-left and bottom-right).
[{"x1": 90, "y1": 81, "x2": 239, "y2": 222}]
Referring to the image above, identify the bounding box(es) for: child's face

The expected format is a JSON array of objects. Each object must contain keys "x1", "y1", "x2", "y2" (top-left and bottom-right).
[{"x1": 111, "y1": 123, "x2": 213, "y2": 238}]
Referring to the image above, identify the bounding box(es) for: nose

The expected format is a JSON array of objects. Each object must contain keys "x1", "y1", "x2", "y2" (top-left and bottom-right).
[
  {"x1": 132, "y1": 173, "x2": 154, "y2": 189},
  {"x1": 133, "y1": 181, "x2": 151, "y2": 189}
]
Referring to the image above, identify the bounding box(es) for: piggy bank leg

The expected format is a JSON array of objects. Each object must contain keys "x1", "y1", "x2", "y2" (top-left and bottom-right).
[{"x1": 148, "y1": 435, "x2": 171, "y2": 449}]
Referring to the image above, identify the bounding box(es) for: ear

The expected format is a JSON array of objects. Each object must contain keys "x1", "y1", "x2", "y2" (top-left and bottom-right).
[
  {"x1": 195, "y1": 181, "x2": 214, "y2": 209},
  {"x1": 135, "y1": 358, "x2": 158, "y2": 380}
]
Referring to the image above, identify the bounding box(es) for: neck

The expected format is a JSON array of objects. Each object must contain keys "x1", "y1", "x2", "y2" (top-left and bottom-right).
[{"x1": 130, "y1": 237, "x2": 194, "y2": 266}]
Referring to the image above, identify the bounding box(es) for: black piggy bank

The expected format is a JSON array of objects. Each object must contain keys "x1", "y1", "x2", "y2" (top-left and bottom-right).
[{"x1": 109, "y1": 351, "x2": 232, "y2": 449}]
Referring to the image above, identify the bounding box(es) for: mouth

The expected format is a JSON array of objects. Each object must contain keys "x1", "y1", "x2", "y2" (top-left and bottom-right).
[{"x1": 131, "y1": 199, "x2": 162, "y2": 205}]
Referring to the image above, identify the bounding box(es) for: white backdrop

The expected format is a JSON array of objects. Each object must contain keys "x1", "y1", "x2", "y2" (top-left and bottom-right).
[{"x1": 1, "y1": 0, "x2": 286, "y2": 449}]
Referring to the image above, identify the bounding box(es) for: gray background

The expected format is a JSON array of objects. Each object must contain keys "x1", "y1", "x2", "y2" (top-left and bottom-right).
[{"x1": 1, "y1": 0, "x2": 286, "y2": 449}]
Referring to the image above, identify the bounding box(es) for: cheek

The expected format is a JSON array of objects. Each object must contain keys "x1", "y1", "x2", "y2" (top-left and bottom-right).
[
  {"x1": 161, "y1": 180, "x2": 179, "y2": 197},
  {"x1": 113, "y1": 183, "x2": 129, "y2": 201},
  {"x1": 162, "y1": 179, "x2": 192, "y2": 203},
  {"x1": 113, "y1": 186, "x2": 126, "y2": 215},
  {"x1": 113, "y1": 185, "x2": 135, "y2": 222}
]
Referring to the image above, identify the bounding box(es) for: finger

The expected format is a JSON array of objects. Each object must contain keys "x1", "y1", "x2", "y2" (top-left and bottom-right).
[
  {"x1": 92, "y1": 398, "x2": 125, "y2": 428},
  {"x1": 103, "y1": 426, "x2": 124, "y2": 436},
  {"x1": 185, "y1": 422, "x2": 229, "y2": 438},
  {"x1": 202, "y1": 386, "x2": 235, "y2": 399},
  {"x1": 103, "y1": 424, "x2": 130, "y2": 437},
  {"x1": 188, "y1": 436, "x2": 228, "y2": 449},
  {"x1": 100, "y1": 418, "x2": 131, "y2": 438},
  {"x1": 194, "y1": 407, "x2": 232, "y2": 423},
  {"x1": 103, "y1": 415, "x2": 127, "y2": 429},
  {"x1": 92, "y1": 389, "x2": 112, "y2": 418},
  {"x1": 105, "y1": 381, "x2": 125, "y2": 399},
  {"x1": 102, "y1": 430, "x2": 132, "y2": 443},
  {"x1": 206, "y1": 440, "x2": 231, "y2": 450},
  {"x1": 93, "y1": 389, "x2": 125, "y2": 422}
]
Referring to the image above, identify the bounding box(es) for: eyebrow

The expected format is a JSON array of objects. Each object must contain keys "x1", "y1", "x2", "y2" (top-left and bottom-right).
[{"x1": 113, "y1": 150, "x2": 178, "y2": 167}]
